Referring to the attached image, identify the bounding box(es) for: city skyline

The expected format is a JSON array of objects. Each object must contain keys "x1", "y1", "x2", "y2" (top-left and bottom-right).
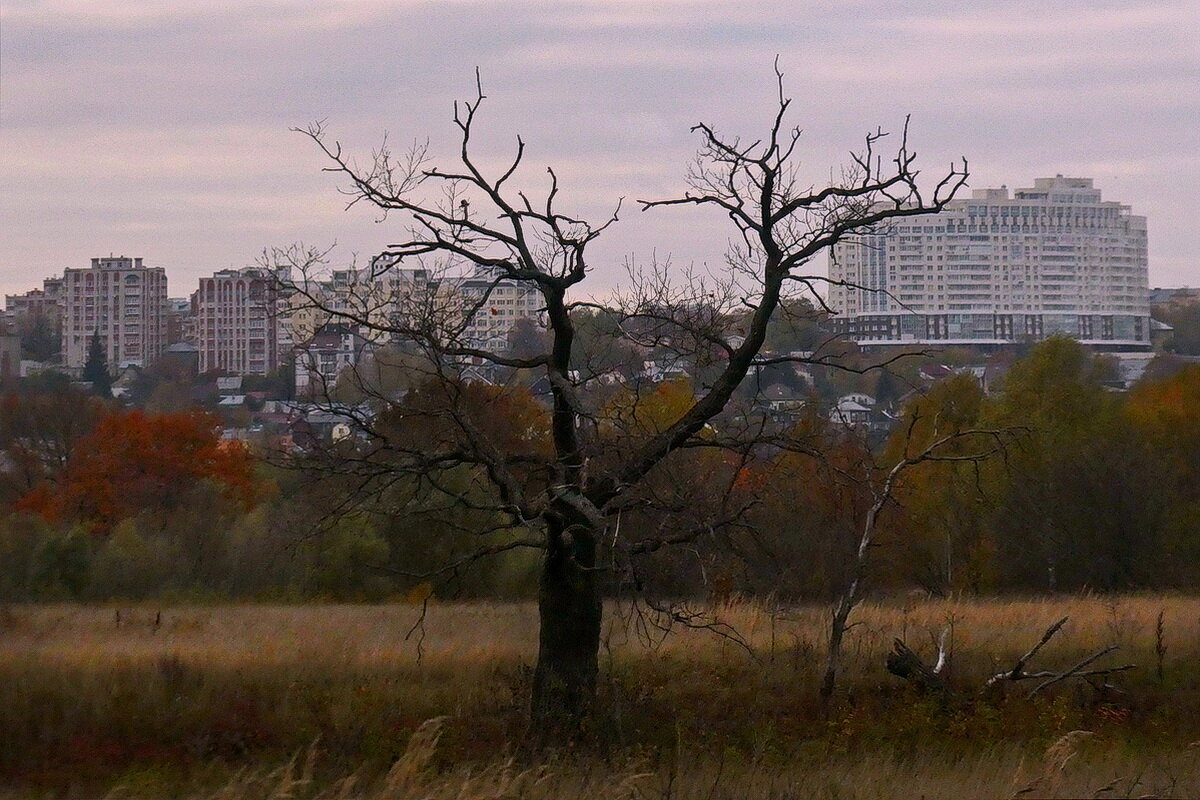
[{"x1": 2, "y1": 0, "x2": 1198, "y2": 298}]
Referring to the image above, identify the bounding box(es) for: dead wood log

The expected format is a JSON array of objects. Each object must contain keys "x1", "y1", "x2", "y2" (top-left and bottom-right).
[
  {"x1": 886, "y1": 637, "x2": 951, "y2": 697},
  {"x1": 888, "y1": 615, "x2": 1136, "y2": 700}
]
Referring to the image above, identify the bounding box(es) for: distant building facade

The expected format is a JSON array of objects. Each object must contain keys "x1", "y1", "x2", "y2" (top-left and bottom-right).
[
  {"x1": 278, "y1": 256, "x2": 544, "y2": 356},
  {"x1": 294, "y1": 323, "x2": 368, "y2": 397},
  {"x1": 829, "y1": 176, "x2": 1150, "y2": 349},
  {"x1": 159, "y1": 341, "x2": 200, "y2": 380},
  {"x1": 273, "y1": 260, "x2": 406, "y2": 355},
  {"x1": 1150, "y1": 287, "x2": 1200, "y2": 306},
  {"x1": 0, "y1": 334, "x2": 20, "y2": 378},
  {"x1": 3, "y1": 275, "x2": 65, "y2": 362},
  {"x1": 166, "y1": 297, "x2": 193, "y2": 346},
  {"x1": 353, "y1": 255, "x2": 542, "y2": 349},
  {"x1": 193, "y1": 268, "x2": 277, "y2": 375},
  {"x1": 4, "y1": 276, "x2": 64, "y2": 325},
  {"x1": 458, "y1": 265, "x2": 543, "y2": 350},
  {"x1": 61, "y1": 256, "x2": 168, "y2": 370}
]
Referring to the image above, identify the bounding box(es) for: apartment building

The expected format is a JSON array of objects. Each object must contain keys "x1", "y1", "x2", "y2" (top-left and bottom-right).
[
  {"x1": 829, "y1": 176, "x2": 1150, "y2": 349},
  {"x1": 3, "y1": 276, "x2": 64, "y2": 362},
  {"x1": 4, "y1": 276, "x2": 64, "y2": 325},
  {"x1": 458, "y1": 265, "x2": 543, "y2": 350},
  {"x1": 285, "y1": 255, "x2": 542, "y2": 351},
  {"x1": 281, "y1": 254, "x2": 546, "y2": 396},
  {"x1": 61, "y1": 256, "x2": 168, "y2": 370},
  {"x1": 167, "y1": 297, "x2": 192, "y2": 346},
  {"x1": 192, "y1": 268, "x2": 278, "y2": 376},
  {"x1": 293, "y1": 323, "x2": 369, "y2": 397},
  {"x1": 354, "y1": 254, "x2": 543, "y2": 349}
]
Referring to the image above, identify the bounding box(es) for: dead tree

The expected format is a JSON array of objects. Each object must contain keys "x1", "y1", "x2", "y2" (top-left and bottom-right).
[
  {"x1": 819, "y1": 413, "x2": 1013, "y2": 709},
  {"x1": 277, "y1": 65, "x2": 968, "y2": 734},
  {"x1": 887, "y1": 615, "x2": 1136, "y2": 699},
  {"x1": 886, "y1": 626, "x2": 951, "y2": 697}
]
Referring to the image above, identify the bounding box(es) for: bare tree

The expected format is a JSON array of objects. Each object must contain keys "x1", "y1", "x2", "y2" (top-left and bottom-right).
[
  {"x1": 274, "y1": 66, "x2": 968, "y2": 733},
  {"x1": 819, "y1": 413, "x2": 1014, "y2": 709}
]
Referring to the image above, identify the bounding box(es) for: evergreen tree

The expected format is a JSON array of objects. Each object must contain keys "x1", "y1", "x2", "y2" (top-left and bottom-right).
[{"x1": 83, "y1": 331, "x2": 112, "y2": 399}]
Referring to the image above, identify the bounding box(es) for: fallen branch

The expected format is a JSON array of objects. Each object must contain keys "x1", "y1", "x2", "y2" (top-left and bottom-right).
[
  {"x1": 982, "y1": 616, "x2": 1136, "y2": 697},
  {"x1": 985, "y1": 615, "x2": 1068, "y2": 687},
  {"x1": 1028, "y1": 645, "x2": 1136, "y2": 698},
  {"x1": 888, "y1": 615, "x2": 1137, "y2": 700}
]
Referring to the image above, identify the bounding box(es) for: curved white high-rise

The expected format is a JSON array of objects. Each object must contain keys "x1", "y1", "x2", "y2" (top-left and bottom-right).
[{"x1": 829, "y1": 176, "x2": 1149, "y2": 349}]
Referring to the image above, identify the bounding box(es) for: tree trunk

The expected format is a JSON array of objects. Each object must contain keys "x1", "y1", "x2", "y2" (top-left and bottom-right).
[
  {"x1": 819, "y1": 597, "x2": 852, "y2": 712},
  {"x1": 885, "y1": 638, "x2": 951, "y2": 697},
  {"x1": 530, "y1": 515, "x2": 602, "y2": 735}
]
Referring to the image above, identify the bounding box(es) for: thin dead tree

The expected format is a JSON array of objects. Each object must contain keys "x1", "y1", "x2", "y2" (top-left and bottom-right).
[
  {"x1": 819, "y1": 411, "x2": 1015, "y2": 708},
  {"x1": 277, "y1": 65, "x2": 967, "y2": 733}
]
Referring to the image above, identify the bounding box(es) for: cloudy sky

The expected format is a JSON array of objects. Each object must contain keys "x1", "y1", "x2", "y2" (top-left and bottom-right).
[{"x1": 2, "y1": 0, "x2": 1197, "y2": 299}]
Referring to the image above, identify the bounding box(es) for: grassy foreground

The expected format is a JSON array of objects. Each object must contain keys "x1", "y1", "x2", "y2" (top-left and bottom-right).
[{"x1": 3, "y1": 597, "x2": 1200, "y2": 798}]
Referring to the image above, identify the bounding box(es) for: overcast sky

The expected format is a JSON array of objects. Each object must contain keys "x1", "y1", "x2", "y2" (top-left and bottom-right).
[{"x1": 2, "y1": 0, "x2": 1197, "y2": 300}]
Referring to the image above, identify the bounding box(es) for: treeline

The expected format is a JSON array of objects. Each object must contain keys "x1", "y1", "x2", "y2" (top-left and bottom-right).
[
  {"x1": 714, "y1": 338, "x2": 1200, "y2": 598},
  {"x1": 0, "y1": 400, "x2": 540, "y2": 601},
  {"x1": 0, "y1": 337, "x2": 1198, "y2": 602}
]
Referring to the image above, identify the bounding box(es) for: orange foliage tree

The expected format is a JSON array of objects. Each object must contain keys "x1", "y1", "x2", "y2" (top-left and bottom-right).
[
  {"x1": 16, "y1": 410, "x2": 261, "y2": 534},
  {"x1": 1126, "y1": 365, "x2": 1200, "y2": 481}
]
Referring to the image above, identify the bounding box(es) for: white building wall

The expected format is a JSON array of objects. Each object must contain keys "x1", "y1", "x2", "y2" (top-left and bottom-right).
[{"x1": 829, "y1": 177, "x2": 1150, "y2": 348}]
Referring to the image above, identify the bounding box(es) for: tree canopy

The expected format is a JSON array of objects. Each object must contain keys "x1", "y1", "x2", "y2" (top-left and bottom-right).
[{"x1": 16, "y1": 410, "x2": 261, "y2": 534}]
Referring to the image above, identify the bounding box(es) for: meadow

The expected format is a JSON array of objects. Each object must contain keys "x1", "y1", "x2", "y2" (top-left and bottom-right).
[{"x1": 3, "y1": 596, "x2": 1200, "y2": 798}]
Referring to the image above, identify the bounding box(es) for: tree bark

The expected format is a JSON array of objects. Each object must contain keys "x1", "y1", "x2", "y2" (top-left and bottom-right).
[
  {"x1": 820, "y1": 598, "x2": 853, "y2": 709},
  {"x1": 885, "y1": 638, "x2": 951, "y2": 697},
  {"x1": 530, "y1": 515, "x2": 602, "y2": 734}
]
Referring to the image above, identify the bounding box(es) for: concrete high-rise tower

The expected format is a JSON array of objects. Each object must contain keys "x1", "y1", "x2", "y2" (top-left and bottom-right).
[
  {"x1": 62, "y1": 256, "x2": 169, "y2": 370},
  {"x1": 193, "y1": 268, "x2": 278, "y2": 375},
  {"x1": 829, "y1": 177, "x2": 1149, "y2": 349}
]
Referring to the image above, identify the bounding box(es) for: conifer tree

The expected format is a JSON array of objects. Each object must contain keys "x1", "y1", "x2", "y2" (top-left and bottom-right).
[{"x1": 83, "y1": 330, "x2": 112, "y2": 399}]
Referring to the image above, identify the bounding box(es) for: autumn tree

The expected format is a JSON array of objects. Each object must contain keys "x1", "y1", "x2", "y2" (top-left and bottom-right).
[
  {"x1": 735, "y1": 412, "x2": 874, "y2": 601},
  {"x1": 0, "y1": 385, "x2": 108, "y2": 503},
  {"x1": 880, "y1": 373, "x2": 996, "y2": 594},
  {"x1": 1124, "y1": 364, "x2": 1200, "y2": 585},
  {"x1": 985, "y1": 337, "x2": 1158, "y2": 590},
  {"x1": 277, "y1": 67, "x2": 967, "y2": 731},
  {"x1": 16, "y1": 409, "x2": 261, "y2": 534},
  {"x1": 16, "y1": 310, "x2": 60, "y2": 363},
  {"x1": 1152, "y1": 296, "x2": 1200, "y2": 354}
]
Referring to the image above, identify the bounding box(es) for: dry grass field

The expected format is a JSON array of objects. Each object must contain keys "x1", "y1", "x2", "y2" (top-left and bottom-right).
[{"x1": 3, "y1": 596, "x2": 1200, "y2": 798}]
